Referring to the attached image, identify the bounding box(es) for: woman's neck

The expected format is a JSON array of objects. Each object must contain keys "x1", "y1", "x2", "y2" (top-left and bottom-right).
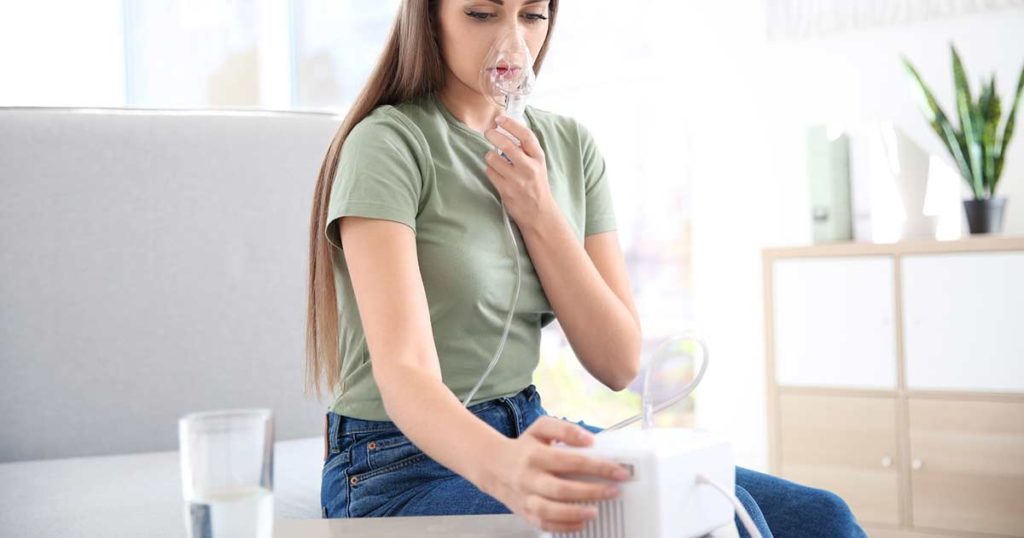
[{"x1": 437, "y1": 76, "x2": 504, "y2": 134}]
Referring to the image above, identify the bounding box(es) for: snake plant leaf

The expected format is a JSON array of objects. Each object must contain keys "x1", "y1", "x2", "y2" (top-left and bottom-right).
[
  {"x1": 901, "y1": 55, "x2": 973, "y2": 184},
  {"x1": 979, "y1": 76, "x2": 1000, "y2": 197},
  {"x1": 951, "y1": 44, "x2": 985, "y2": 198},
  {"x1": 995, "y1": 62, "x2": 1024, "y2": 192}
]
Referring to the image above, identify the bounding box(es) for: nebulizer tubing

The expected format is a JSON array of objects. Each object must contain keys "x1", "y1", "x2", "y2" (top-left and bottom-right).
[
  {"x1": 598, "y1": 335, "x2": 762, "y2": 537},
  {"x1": 459, "y1": 196, "x2": 523, "y2": 408},
  {"x1": 460, "y1": 27, "x2": 534, "y2": 408},
  {"x1": 599, "y1": 333, "x2": 709, "y2": 433}
]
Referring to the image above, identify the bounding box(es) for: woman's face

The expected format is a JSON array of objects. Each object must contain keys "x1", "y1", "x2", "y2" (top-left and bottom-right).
[{"x1": 437, "y1": 0, "x2": 551, "y2": 99}]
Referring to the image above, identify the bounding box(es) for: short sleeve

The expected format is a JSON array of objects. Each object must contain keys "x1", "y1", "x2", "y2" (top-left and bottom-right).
[
  {"x1": 576, "y1": 121, "x2": 617, "y2": 236},
  {"x1": 324, "y1": 110, "x2": 424, "y2": 250}
]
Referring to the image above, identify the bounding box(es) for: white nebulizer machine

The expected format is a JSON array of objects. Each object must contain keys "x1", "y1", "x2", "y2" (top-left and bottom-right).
[{"x1": 461, "y1": 28, "x2": 762, "y2": 538}]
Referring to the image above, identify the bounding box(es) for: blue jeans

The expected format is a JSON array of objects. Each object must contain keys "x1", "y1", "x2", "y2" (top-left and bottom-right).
[{"x1": 321, "y1": 384, "x2": 866, "y2": 537}]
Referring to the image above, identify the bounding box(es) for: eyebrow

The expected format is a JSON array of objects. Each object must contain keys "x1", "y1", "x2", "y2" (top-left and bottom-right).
[{"x1": 480, "y1": 0, "x2": 548, "y2": 5}]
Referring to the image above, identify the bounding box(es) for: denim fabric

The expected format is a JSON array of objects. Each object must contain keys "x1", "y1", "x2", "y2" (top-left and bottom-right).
[{"x1": 321, "y1": 384, "x2": 866, "y2": 537}]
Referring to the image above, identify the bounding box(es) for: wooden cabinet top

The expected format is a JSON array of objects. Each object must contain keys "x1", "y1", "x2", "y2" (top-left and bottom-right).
[{"x1": 763, "y1": 235, "x2": 1024, "y2": 260}]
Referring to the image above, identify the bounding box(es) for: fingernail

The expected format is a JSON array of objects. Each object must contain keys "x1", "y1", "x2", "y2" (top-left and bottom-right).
[
  {"x1": 495, "y1": 115, "x2": 507, "y2": 124},
  {"x1": 605, "y1": 486, "x2": 619, "y2": 497},
  {"x1": 584, "y1": 506, "x2": 598, "y2": 518},
  {"x1": 614, "y1": 466, "x2": 630, "y2": 480}
]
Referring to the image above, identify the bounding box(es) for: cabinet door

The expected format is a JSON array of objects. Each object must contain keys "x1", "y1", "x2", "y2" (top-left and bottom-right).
[
  {"x1": 772, "y1": 256, "x2": 897, "y2": 388},
  {"x1": 779, "y1": 393, "x2": 901, "y2": 526},
  {"x1": 902, "y1": 252, "x2": 1024, "y2": 393},
  {"x1": 908, "y1": 398, "x2": 1024, "y2": 536}
]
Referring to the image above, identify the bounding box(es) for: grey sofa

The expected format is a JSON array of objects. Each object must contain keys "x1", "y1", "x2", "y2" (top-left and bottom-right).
[{"x1": 0, "y1": 106, "x2": 343, "y2": 535}]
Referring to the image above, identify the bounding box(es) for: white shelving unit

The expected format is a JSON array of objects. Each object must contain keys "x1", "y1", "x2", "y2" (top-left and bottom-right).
[{"x1": 763, "y1": 236, "x2": 1024, "y2": 538}]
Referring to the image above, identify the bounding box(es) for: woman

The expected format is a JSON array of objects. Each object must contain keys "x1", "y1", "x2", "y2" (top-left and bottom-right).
[{"x1": 307, "y1": 0, "x2": 867, "y2": 536}]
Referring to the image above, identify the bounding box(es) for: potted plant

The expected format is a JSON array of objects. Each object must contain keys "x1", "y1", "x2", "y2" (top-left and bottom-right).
[{"x1": 901, "y1": 43, "x2": 1023, "y2": 234}]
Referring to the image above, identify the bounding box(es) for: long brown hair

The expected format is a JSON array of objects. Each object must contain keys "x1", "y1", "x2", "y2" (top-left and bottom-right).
[{"x1": 305, "y1": 0, "x2": 561, "y2": 401}]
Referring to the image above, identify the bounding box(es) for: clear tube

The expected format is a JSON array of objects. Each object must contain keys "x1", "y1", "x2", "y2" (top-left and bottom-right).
[
  {"x1": 460, "y1": 27, "x2": 535, "y2": 408},
  {"x1": 598, "y1": 334, "x2": 709, "y2": 433},
  {"x1": 460, "y1": 203, "x2": 522, "y2": 408}
]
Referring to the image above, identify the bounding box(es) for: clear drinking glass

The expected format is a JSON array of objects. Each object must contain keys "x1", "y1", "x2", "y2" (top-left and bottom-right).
[{"x1": 179, "y1": 409, "x2": 274, "y2": 538}]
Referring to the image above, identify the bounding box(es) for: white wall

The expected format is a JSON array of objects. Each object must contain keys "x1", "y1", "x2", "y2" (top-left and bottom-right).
[
  {"x1": 0, "y1": 0, "x2": 126, "y2": 106},
  {"x1": 680, "y1": 1, "x2": 777, "y2": 471}
]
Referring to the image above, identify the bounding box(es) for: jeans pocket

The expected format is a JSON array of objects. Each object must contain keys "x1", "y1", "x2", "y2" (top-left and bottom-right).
[
  {"x1": 349, "y1": 431, "x2": 429, "y2": 486},
  {"x1": 345, "y1": 433, "x2": 433, "y2": 518},
  {"x1": 365, "y1": 431, "x2": 425, "y2": 472}
]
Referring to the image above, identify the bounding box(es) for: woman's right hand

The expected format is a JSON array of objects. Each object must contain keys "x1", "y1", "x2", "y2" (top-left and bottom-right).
[{"x1": 481, "y1": 416, "x2": 631, "y2": 533}]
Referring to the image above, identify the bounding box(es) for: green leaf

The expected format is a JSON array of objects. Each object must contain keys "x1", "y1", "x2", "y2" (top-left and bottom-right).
[
  {"x1": 901, "y1": 55, "x2": 973, "y2": 187},
  {"x1": 995, "y1": 62, "x2": 1024, "y2": 193},
  {"x1": 951, "y1": 43, "x2": 985, "y2": 198},
  {"x1": 979, "y1": 76, "x2": 1000, "y2": 196}
]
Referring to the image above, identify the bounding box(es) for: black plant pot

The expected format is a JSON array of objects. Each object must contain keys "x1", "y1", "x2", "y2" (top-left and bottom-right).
[{"x1": 963, "y1": 197, "x2": 1007, "y2": 234}]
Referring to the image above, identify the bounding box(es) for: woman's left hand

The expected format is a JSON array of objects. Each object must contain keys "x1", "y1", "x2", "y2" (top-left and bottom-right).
[{"x1": 483, "y1": 114, "x2": 555, "y2": 225}]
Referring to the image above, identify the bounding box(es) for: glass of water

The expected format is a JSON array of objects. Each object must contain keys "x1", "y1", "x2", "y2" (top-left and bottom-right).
[{"x1": 179, "y1": 409, "x2": 274, "y2": 538}]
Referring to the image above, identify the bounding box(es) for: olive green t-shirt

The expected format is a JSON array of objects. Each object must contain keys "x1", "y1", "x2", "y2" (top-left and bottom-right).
[{"x1": 324, "y1": 90, "x2": 617, "y2": 420}]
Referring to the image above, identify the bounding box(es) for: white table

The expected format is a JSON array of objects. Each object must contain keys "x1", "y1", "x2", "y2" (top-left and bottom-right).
[
  {"x1": 274, "y1": 516, "x2": 740, "y2": 537},
  {"x1": 275, "y1": 515, "x2": 541, "y2": 537}
]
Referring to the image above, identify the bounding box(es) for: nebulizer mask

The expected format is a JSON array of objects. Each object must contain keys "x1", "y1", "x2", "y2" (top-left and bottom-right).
[{"x1": 479, "y1": 27, "x2": 537, "y2": 148}]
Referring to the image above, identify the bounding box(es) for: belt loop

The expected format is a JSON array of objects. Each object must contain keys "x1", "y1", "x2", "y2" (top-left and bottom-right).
[
  {"x1": 498, "y1": 396, "x2": 524, "y2": 437},
  {"x1": 328, "y1": 413, "x2": 341, "y2": 454}
]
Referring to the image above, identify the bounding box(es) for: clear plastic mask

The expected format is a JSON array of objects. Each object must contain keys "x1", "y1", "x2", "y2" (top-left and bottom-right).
[{"x1": 478, "y1": 27, "x2": 536, "y2": 122}]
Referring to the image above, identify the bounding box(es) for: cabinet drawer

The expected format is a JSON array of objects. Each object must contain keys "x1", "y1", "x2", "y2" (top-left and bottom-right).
[
  {"x1": 902, "y1": 252, "x2": 1024, "y2": 393},
  {"x1": 779, "y1": 393, "x2": 901, "y2": 526},
  {"x1": 908, "y1": 398, "x2": 1024, "y2": 536},
  {"x1": 772, "y1": 257, "x2": 897, "y2": 389}
]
